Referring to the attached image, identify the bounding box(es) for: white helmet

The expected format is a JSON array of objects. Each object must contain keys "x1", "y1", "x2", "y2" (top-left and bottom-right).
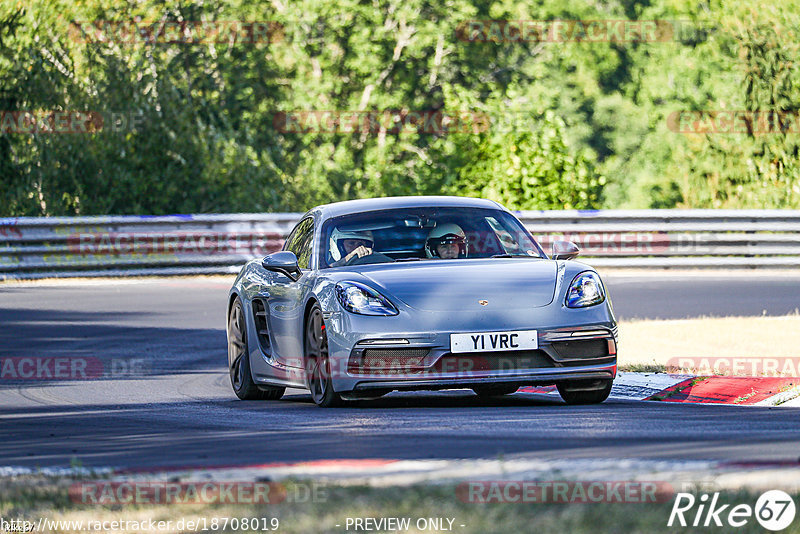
[
  {"x1": 425, "y1": 223, "x2": 467, "y2": 258},
  {"x1": 331, "y1": 228, "x2": 374, "y2": 257}
]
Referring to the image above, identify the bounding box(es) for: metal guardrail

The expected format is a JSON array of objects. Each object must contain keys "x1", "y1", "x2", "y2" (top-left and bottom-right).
[
  {"x1": 520, "y1": 209, "x2": 800, "y2": 268},
  {"x1": 1, "y1": 210, "x2": 799, "y2": 279},
  {"x1": 0, "y1": 214, "x2": 298, "y2": 280}
]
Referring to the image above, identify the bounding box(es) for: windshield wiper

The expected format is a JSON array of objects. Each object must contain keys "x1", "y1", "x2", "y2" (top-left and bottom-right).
[
  {"x1": 394, "y1": 257, "x2": 421, "y2": 262},
  {"x1": 491, "y1": 253, "x2": 541, "y2": 258}
]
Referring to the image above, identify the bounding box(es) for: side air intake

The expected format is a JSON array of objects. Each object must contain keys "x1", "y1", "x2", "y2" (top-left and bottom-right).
[{"x1": 251, "y1": 298, "x2": 271, "y2": 352}]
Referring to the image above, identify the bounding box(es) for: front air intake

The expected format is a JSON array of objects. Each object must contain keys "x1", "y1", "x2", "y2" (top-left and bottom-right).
[
  {"x1": 550, "y1": 339, "x2": 609, "y2": 360},
  {"x1": 348, "y1": 348, "x2": 430, "y2": 374}
]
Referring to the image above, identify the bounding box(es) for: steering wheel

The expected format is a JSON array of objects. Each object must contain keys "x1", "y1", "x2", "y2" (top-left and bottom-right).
[{"x1": 346, "y1": 251, "x2": 394, "y2": 265}]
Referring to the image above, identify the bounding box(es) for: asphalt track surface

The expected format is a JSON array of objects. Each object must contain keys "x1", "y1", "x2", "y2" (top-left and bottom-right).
[{"x1": 2, "y1": 272, "x2": 800, "y2": 470}]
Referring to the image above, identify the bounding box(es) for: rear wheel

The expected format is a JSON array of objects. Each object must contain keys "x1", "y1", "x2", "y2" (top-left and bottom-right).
[
  {"x1": 305, "y1": 303, "x2": 343, "y2": 408},
  {"x1": 228, "y1": 297, "x2": 285, "y2": 401},
  {"x1": 472, "y1": 385, "x2": 519, "y2": 397},
  {"x1": 557, "y1": 379, "x2": 612, "y2": 405}
]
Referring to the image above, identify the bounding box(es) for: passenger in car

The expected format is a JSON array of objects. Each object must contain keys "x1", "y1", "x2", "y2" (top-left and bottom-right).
[{"x1": 425, "y1": 223, "x2": 468, "y2": 259}]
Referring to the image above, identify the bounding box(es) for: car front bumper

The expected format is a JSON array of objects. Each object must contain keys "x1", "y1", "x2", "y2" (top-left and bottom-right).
[
  {"x1": 348, "y1": 366, "x2": 616, "y2": 393},
  {"x1": 324, "y1": 306, "x2": 618, "y2": 393}
]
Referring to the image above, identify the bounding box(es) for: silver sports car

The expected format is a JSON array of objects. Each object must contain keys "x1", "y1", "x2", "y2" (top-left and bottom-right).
[{"x1": 227, "y1": 196, "x2": 617, "y2": 407}]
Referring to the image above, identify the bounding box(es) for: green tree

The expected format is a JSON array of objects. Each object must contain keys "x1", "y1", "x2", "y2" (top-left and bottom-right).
[{"x1": 449, "y1": 111, "x2": 603, "y2": 209}]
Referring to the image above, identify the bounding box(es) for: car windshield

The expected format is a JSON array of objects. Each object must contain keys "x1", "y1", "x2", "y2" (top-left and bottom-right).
[{"x1": 319, "y1": 207, "x2": 546, "y2": 269}]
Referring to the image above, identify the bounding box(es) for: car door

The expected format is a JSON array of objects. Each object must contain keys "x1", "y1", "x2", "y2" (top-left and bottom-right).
[{"x1": 264, "y1": 216, "x2": 315, "y2": 369}]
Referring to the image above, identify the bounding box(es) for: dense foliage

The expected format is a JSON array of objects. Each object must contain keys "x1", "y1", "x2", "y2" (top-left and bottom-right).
[{"x1": 1, "y1": 0, "x2": 798, "y2": 216}]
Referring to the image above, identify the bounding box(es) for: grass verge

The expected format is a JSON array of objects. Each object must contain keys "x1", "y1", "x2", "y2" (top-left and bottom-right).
[
  {"x1": 2, "y1": 477, "x2": 799, "y2": 534},
  {"x1": 617, "y1": 313, "x2": 800, "y2": 374}
]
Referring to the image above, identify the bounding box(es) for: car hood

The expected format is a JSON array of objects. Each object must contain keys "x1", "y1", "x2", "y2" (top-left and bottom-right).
[{"x1": 358, "y1": 259, "x2": 558, "y2": 312}]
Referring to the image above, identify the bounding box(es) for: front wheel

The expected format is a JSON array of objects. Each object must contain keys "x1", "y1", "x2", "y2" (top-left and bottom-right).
[
  {"x1": 557, "y1": 379, "x2": 612, "y2": 405},
  {"x1": 305, "y1": 303, "x2": 343, "y2": 408},
  {"x1": 228, "y1": 296, "x2": 285, "y2": 401}
]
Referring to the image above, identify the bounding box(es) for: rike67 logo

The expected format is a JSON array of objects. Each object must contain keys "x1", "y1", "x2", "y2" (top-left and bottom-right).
[{"x1": 669, "y1": 490, "x2": 796, "y2": 531}]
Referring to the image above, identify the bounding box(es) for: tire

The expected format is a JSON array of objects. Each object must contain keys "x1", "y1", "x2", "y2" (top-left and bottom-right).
[
  {"x1": 557, "y1": 379, "x2": 612, "y2": 405},
  {"x1": 472, "y1": 385, "x2": 519, "y2": 397},
  {"x1": 228, "y1": 296, "x2": 285, "y2": 401},
  {"x1": 305, "y1": 303, "x2": 343, "y2": 407}
]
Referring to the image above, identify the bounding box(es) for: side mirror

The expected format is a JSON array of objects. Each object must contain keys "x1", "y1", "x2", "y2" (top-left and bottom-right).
[
  {"x1": 261, "y1": 251, "x2": 302, "y2": 281},
  {"x1": 552, "y1": 240, "x2": 580, "y2": 261}
]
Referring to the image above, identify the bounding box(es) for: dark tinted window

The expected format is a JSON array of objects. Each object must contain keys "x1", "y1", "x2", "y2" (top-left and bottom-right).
[
  {"x1": 283, "y1": 217, "x2": 314, "y2": 269},
  {"x1": 320, "y1": 207, "x2": 545, "y2": 268}
]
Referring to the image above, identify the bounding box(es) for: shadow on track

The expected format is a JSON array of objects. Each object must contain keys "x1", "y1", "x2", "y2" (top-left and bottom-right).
[{"x1": 0, "y1": 307, "x2": 225, "y2": 378}]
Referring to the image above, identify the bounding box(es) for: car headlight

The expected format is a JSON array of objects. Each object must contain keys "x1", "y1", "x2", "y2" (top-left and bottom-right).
[
  {"x1": 335, "y1": 282, "x2": 398, "y2": 316},
  {"x1": 565, "y1": 272, "x2": 606, "y2": 308}
]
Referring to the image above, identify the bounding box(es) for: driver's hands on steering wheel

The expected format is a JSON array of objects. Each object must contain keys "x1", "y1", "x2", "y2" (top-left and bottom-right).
[{"x1": 344, "y1": 245, "x2": 372, "y2": 264}]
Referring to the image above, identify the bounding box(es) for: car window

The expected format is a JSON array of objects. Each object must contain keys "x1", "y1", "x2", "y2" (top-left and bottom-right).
[
  {"x1": 485, "y1": 216, "x2": 524, "y2": 255},
  {"x1": 320, "y1": 207, "x2": 545, "y2": 268},
  {"x1": 283, "y1": 217, "x2": 314, "y2": 269}
]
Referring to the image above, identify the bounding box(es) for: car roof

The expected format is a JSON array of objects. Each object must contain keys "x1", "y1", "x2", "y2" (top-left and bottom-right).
[{"x1": 309, "y1": 196, "x2": 507, "y2": 220}]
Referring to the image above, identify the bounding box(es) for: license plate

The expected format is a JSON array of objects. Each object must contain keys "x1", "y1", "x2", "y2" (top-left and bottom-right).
[{"x1": 450, "y1": 330, "x2": 538, "y2": 354}]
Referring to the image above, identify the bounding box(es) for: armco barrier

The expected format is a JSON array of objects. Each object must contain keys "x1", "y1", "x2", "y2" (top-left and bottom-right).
[
  {"x1": 0, "y1": 214, "x2": 298, "y2": 280},
  {"x1": 1, "y1": 209, "x2": 799, "y2": 279},
  {"x1": 521, "y1": 209, "x2": 800, "y2": 268}
]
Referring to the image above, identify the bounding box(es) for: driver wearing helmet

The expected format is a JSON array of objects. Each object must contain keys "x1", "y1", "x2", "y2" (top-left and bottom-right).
[
  {"x1": 425, "y1": 223, "x2": 468, "y2": 259},
  {"x1": 330, "y1": 229, "x2": 375, "y2": 267}
]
